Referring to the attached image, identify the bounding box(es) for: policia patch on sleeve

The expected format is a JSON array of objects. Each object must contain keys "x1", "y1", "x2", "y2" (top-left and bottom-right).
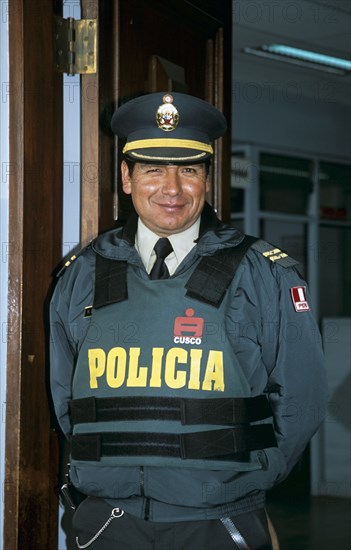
[{"x1": 250, "y1": 240, "x2": 299, "y2": 268}]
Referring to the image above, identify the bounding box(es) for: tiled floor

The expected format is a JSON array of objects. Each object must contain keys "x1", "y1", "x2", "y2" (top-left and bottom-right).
[{"x1": 266, "y1": 495, "x2": 351, "y2": 549}]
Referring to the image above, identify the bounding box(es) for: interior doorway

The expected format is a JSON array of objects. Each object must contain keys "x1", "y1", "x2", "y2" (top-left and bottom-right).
[{"x1": 4, "y1": 1, "x2": 232, "y2": 548}]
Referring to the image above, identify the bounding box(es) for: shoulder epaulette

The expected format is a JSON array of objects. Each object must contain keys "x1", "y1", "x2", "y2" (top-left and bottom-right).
[
  {"x1": 56, "y1": 243, "x2": 92, "y2": 278},
  {"x1": 250, "y1": 239, "x2": 299, "y2": 268}
]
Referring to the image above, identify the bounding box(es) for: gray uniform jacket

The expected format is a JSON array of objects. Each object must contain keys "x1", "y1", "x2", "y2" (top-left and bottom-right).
[{"x1": 50, "y1": 203, "x2": 328, "y2": 521}]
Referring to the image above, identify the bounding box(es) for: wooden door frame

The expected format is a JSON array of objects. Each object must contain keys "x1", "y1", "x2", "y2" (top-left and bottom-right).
[{"x1": 4, "y1": 1, "x2": 63, "y2": 548}]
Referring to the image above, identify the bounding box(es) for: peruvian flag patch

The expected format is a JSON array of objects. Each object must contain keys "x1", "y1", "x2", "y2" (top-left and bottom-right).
[{"x1": 291, "y1": 286, "x2": 310, "y2": 312}]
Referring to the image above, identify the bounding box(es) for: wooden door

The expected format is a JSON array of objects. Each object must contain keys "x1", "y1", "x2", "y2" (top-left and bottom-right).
[
  {"x1": 81, "y1": 0, "x2": 232, "y2": 243},
  {"x1": 4, "y1": 1, "x2": 63, "y2": 548}
]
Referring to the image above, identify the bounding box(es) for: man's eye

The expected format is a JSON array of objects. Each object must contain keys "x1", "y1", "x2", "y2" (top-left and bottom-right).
[
  {"x1": 146, "y1": 168, "x2": 161, "y2": 173},
  {"x1": 183, "y1": 167, "x2": 196, "y2": 174}
]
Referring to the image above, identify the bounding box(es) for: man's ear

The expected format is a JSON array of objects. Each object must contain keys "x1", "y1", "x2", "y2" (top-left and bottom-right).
[
  {"x1": 121, "y1": 160, "x2": 132, "y2": 195},
  {"x1": 205, "y1": 175, "x2": 211, "y2": 194}
]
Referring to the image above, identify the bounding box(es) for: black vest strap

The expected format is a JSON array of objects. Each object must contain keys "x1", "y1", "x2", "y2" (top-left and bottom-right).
[
  {"x1": 92, "y1": 235, "x2": 259, "y2": 309},
  {"x1": 69, "y1": 395, "x2": 273, "y2": 426},
  {"x1": 71, "y1": 424, "x2": 277, "y2": 462},
  {"x1": 185, "y1": 235, "x2": 259, "y2": 307},
  {"x1": 93, "y1": 254, "x2": 128, "y2": 308}
]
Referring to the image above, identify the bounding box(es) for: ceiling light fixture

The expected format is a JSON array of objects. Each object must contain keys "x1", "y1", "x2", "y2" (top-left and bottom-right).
[{"x1": 243, "y1": 44, "x2": 351, "y2": 75}]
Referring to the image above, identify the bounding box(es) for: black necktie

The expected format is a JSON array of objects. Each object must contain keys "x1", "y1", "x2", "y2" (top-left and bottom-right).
[{"x1": 149, "y1": 238, "x2": 173, "y2": 280}]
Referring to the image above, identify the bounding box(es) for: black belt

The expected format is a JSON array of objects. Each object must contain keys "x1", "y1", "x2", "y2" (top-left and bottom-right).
[
  {"x1": 69, "y1": 395, "x2": 273, "y2": 426},
  {"x1": 71, "y1": 424, "x2": 277, "y2": 462}
]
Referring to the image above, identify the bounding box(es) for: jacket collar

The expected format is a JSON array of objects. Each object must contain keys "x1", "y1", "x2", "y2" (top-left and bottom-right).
[
  {"x1": 120, "y1": 211, "x2": 138, "y2": 245},
  {"x1": 198, "y1": 201, "x2": 223, "y2": 238},
  {"x1": 93, "y1": 202, "x2": 244, "y2": 262}
]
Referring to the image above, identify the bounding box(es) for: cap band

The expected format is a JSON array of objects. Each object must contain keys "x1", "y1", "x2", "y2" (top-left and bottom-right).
[
  {"x1": 123, "y1": 138, "x2": 213, "y2": 155},
  {"x1": 128, "y1": 151, "x2": 208, "y2": 161}
]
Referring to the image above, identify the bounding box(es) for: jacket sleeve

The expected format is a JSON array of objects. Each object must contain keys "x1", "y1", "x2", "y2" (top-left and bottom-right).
[
  {"x1": 262, "y1": 265, "x2": 327, "y2": 479},
  {"x1": 230, "y1": 252, "x2": 328, "y2": 490},
  {"x1": 50, "y1": 248, "x2": 96, "y2": 436},
  {"x1": 50, "y1": 275, "x2": 77, "y2": 437}
]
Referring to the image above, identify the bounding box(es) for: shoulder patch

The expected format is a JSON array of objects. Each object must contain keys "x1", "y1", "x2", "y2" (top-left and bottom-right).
[
  {"x1": 291, "y1": 286, "x2": 310, "y2": 312},
  {"x1": 250, "y1": 239, "x2": 299, "y2": 268}
]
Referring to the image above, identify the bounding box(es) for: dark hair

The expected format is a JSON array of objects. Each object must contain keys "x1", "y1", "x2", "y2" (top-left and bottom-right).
[
  {"x1": 124, "y1": 158, "x2": 137, "y2": 175},
  {"x1": 123, "y1": 157, "x2": 211, "y2": 176}
]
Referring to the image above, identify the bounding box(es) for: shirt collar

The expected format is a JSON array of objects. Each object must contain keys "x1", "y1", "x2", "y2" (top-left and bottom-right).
[{"x1": 135, "y1": 218, "x2": 200, "y2": 272}]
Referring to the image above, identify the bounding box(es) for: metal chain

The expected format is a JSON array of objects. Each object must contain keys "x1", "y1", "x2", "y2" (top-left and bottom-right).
[{"x1": 76, "y1": 507, "x2": 124, "y2": 549}]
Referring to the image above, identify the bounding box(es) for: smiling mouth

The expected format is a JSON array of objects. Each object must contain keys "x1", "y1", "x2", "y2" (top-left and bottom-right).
[{"x1": 157, "y1": 203, "x2": 185, "y2": 210}]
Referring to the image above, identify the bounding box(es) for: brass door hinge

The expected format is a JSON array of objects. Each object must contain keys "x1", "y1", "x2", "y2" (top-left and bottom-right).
[{"x1": 55, "y1": 16, "x2": 97, "y2": 76}]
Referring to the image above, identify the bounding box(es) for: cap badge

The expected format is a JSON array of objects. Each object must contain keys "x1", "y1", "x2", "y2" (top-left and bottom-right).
[{"x1": 156, "y1": 94, "x2": 179, "y2": 132}]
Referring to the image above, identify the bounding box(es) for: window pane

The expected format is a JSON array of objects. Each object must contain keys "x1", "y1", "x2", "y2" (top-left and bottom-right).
[
  {"x1": 319, "y1": 226, "x2": 351, "y2": 316},
  {"x1": 231, "y1": 152, "x2": 246, "y2": 213},
  {"x1": 231, "y1": 188, "x2": 244, "y2": 214},
  {"x1": 260, "y1": 153, "x2": 312, "y2": 215},
  {"x1": 320, "y1": 162, "x2": 351, "y2": 221}
]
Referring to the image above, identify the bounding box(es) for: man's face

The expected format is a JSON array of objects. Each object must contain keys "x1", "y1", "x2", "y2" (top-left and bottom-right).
[{"x1": 121, "y1": 161, "x2": 210, "y2": 236}]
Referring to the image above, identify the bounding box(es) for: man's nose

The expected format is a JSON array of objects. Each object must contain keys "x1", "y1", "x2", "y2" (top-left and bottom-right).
[{"x1": 162, "y1": 168, "x2": 182, "y2": 195}]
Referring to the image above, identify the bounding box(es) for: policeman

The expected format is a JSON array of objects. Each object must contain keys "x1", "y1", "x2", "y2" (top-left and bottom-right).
[{"x1": 50, "y1": 92, "x2": 327, "y2": 549}]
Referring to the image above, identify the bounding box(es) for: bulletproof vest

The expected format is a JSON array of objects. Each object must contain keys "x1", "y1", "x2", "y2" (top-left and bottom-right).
[{"x1": 69, "y1": 236, "x2": 280, "y2": 471}]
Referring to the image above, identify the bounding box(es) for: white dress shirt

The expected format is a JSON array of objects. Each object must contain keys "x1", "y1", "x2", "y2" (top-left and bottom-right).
[{"x1": 135, "y1": 218, "x2": 200, "y2": 276}]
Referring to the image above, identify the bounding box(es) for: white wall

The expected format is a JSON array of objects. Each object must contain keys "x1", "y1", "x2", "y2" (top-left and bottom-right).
[
  {"x1": 232, "y1": 78, "x2": 351, "y2": 159},
  {"x1": 58, "y1": 66, "x2": 81, "y2": 550},
  {"x1": 0, "y1": 6, "x2": 9, "y2": 547},
  {"x1": 58, "y1": 4, "x2": 81, "y2": 547}
]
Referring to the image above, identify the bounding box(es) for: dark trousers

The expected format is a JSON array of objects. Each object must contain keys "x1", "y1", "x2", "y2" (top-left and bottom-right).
[{"x1": 72, "y1": 497, "x2": 273, "y2": 550}]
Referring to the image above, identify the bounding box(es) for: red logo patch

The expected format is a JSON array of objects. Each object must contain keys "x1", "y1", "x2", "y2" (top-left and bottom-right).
[
  {"x1": 173, "y1": 308, "x2": 204, "y2": 344},
  {"x1": 291, "y1": 286, "x2": 310, "y2": 312}
]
